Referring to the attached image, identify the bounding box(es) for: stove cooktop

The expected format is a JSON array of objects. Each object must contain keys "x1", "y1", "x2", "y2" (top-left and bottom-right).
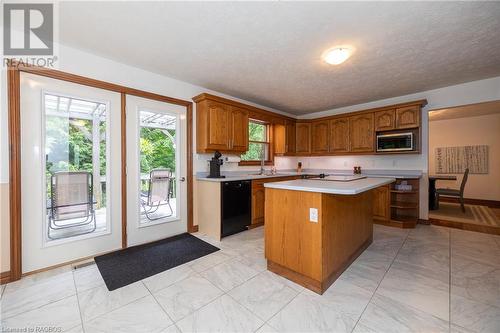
[{"x1": 310, "y1": 175, "x2": 366, "y2": 182}]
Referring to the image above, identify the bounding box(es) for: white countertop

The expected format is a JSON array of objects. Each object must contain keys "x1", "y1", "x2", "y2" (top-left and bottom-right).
[
  {"x1": 263, "y1": 177, "x2": 395, "y2": 195},
  {"x1": 196, "y1": 169, "x2": 421, "y2": 182},
  {"x1": 196, "y1": 171, "x2": 306, "y2": 182}
]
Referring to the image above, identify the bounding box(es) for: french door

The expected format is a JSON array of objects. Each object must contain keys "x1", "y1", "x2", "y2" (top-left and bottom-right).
[
  {"x1": 20, "y1": 72, "x2": 123, "y2": 273},
  {"x1": 125, "y1": 95, "x2": 188, "y2": 246}
]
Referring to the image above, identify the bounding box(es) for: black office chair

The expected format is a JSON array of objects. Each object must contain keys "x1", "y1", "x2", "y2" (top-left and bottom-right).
[{"x1": 436, "y1": 168, "x2": 469, "y2": 213}]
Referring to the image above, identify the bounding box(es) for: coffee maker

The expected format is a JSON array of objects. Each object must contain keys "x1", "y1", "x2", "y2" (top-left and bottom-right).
[{"x1": 207, "y1": 151, "x2": 225, "y2": 178}]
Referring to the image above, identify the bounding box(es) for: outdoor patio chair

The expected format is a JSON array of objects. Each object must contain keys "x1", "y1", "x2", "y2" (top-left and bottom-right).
[
  {"x1": 48, "y1": 171, "x2": 96, "y2": 239},
  {"x1": 436, "y1": 168, "x2": 470, "y2": 213},
  {"x1": 141, "y1": 168, "x2": 173, "y2": 221}
]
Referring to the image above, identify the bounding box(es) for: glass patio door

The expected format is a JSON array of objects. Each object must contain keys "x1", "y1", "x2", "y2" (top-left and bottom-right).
[
  {"x1": 20, "y1": 72, "x2": 122, "y2": 273},
  {"x1": 125, "y1": 95, "x2": 187, "y2": 246}
]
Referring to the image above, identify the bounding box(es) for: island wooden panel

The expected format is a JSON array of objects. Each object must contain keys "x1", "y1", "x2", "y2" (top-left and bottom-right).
[
  {"x1": 251, "y1": 175, "x2": 302, "y2": 227},
  {"x1": 265, "y1": 188, "x2": 373, "y2": 294},
  {"x1": 321, "y1": 191, "x2": 373, "y2": 290},
  {"x1": 265, "y1": 189, "x2": 323, "y2": 283}
]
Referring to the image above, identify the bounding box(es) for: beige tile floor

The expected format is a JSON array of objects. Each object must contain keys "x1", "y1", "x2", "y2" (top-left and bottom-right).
[{"x1": 1, "y1": 224, "x2": 500, "y2": 332}]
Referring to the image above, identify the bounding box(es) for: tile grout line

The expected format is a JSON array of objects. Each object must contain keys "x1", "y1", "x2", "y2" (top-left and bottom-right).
[
  {"x1": 142, "y1": 280, "x2": 178, "y2": 330},
  {"x1": 350, "y1": 229, "x2": 411, "y2": 333},
  {"x1": 145, "y1": 262, "x2": 234, "y2": 327},
  {"x1": 222, "y1": 270, "x2": 300, "y2": 329},
  {"x1": 263, "y1": 287, "x2": 303, "y2": 332},
  {"x1": 1, "y1": 281, "x2": 78, "y2": 321},
  {"x1": 72, "y1": 269, "x2": 86, "y2": 333}
]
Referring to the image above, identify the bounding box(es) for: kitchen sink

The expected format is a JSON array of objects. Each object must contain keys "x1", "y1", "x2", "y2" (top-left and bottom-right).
[{"x1": 247, "y1": 173, "x2": 287, "y2": 177}]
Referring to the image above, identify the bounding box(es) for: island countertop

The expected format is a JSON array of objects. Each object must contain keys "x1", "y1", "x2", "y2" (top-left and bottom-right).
[{"x1": 263, "y1": 177, "x2": 395, "y2": 195}]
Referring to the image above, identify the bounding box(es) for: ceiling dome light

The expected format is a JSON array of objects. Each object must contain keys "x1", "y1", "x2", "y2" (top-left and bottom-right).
[{"x1": 322, "y1": 47, "x2": 352, "y2": 65}]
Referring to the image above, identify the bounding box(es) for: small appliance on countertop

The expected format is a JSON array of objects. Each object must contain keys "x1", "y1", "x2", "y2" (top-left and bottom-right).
[{"x1": 207, "y1": 151, "x2": 225, "y2": 178}]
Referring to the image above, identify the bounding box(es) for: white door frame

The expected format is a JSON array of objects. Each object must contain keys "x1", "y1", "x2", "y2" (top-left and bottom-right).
[
  {"x1": 125, "y1": 95, "x2": 188, "y2": 247},
  {"x1": 7, "y1": 64, "x2": 193, "y2": 281},
  {"x1": 19, "y1": 72, "x2": 122, "y2": 273}
]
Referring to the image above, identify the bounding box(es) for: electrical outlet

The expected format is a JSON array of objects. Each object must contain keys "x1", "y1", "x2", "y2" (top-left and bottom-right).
[{"x1": 309, "y1": 208, "x2": 318, "y2": 223}]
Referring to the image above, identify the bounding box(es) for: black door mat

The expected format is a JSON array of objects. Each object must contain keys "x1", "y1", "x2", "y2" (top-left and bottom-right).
[{"x1": 94, "y1": 233, "x2": 219, "y2": 291}]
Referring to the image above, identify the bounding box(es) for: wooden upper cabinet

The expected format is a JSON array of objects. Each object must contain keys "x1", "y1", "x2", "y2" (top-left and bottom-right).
[
  {"x1": 329, "y1": 117, "x2": 350, "y2": 153},
  {"x1": 374, "y1": 109, "x2": 396, "y2": 131},
  {"x1": 205, "y1": 101, "x2": 231, "y2": 151},
  {"x1": 229, "y1": 106, "x2": 249, "y2": 152},
  {"x1": 349, "y1": 113, "x2": 374, "y2": 152},
  {"x1": 395, "y1": 105, "x2": 420, "y2": 129},
  {"x1": 295, "y1": 122, "x2": 311, "y2": 154},
  {"x1": 194, "y1": 94, "x2": 249, "y2": 153},
  {"x1": 311, "y1": 120, "x2": 329, "y2": 154},
  {"x1": 285, "y1": 120, "x2": 296, "y2": 154},
  {"x1": 273, "y1": 124, "x2": 286, "y2": 155}
]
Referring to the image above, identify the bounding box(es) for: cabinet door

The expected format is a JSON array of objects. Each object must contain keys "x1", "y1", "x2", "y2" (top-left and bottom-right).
[
  {"x1": 230, "y1": 106, "x2": 249, "y2": 151},
  {"x1": 252, "y1": 185, "x2": 265, "y2": 225},
  {"x1": 373, "y1": 185, "x2": 390, "y2": 221},
  {"x1": 295, "y1": 123, "x2": 311, "y2": 154},
  {"x1": 374, "y1": 109, "x2": 395, "y2": 131},
  {"x1": 311, "y1": 120, "x2": 329, "y2": 154},
  {"x1": 329, "y1": 117, "x2": 350, "y2": 153},
  {"x1": 273, "y1": 124, "x2": 286, "y2": 155},
  {"x1": 285, "y1": 121, "x2": 296, "y2": 154},
  {"x1": 206, "y1": 101, "x2": 231, "y2": 150},
  {"x1": 349, "y1": 113, "x2": 374, "y2": 152},
  {"x1": 396, "y1": 105, "x2": 420, "y2": 129}
]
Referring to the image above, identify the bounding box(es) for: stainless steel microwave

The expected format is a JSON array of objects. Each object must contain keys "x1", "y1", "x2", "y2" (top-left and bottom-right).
[{"x1": 376, "y1": 132, "x2": 415, "y2": 152}]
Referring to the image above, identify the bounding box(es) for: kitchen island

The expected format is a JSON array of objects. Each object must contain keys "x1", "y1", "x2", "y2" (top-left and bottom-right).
[{"x1": 264, "y1": 177, "x2": 394, "y2": 294}]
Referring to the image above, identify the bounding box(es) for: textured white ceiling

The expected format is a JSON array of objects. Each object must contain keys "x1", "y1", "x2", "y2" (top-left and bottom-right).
[{"x1": 59, "y1": 2, "x2": 500, "y2": 114}]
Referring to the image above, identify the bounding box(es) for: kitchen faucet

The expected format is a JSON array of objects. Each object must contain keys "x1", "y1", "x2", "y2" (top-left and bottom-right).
[{"x1": 260, "y1": 148, "x2": 265, "y2": 175}]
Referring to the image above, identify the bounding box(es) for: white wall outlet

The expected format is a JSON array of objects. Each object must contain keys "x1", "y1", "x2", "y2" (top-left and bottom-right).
[{"x1": 309, "y1": 208, "x2": 318, "y2": 223}]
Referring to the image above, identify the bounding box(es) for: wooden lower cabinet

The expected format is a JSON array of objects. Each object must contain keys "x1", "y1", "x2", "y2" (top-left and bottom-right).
[
  {"x1": 373, "y1": 185, "x2": 390, "y2": 221},
  {"x1": 372, "y1": 178, "x2": 419, "y2": 229},
  {"x1": 251, "y1": 181, "x2": 266, "y2": 226}
]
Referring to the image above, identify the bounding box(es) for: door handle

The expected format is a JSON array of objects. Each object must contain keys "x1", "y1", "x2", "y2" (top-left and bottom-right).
[{"x1": 179, "y1": 177, "x2": 186, "y2": 182}]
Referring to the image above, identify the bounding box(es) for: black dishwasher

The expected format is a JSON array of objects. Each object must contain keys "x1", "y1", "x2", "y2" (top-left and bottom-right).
[{"x1": 221, "y1": 180, "x2": 251, "y2": 237}]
